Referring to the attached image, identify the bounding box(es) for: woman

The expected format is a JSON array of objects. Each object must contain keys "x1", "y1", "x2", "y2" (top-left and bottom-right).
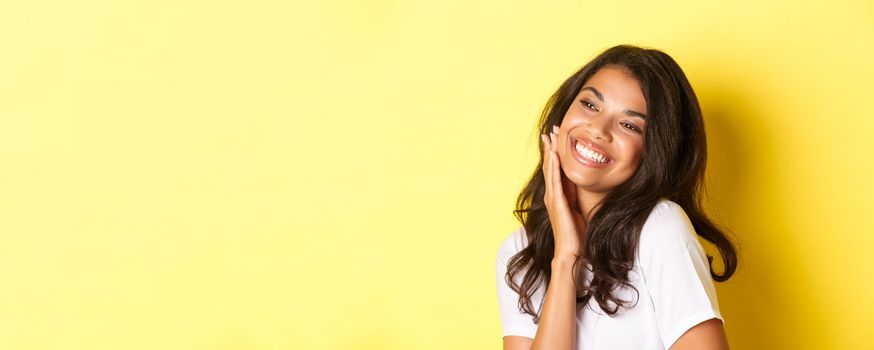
[{"x1": 495, "y1": 45, "x2": 738, "y2": 350}]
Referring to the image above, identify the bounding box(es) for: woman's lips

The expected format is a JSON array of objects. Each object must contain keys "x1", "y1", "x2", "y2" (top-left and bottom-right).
[{"x1": 570, "y1": 138, "x2": 612, "y2": 168}]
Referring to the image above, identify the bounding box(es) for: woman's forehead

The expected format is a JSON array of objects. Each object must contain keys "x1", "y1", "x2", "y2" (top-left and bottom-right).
[{"x1": 580, "y1": 67, "x2": 647, "y2": 112}]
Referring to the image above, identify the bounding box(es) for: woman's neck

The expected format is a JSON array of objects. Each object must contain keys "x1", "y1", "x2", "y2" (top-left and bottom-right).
[{"x1": 576, "y1": 188, "x2": 605, "y2": 223}]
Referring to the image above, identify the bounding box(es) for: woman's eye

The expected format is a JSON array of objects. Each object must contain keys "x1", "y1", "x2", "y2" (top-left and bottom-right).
[
  {"x1": 579, "y1": 99, "x2": 597, "y2": 111},
  {"x1": 621, "y1": 122, "x2": 642, "y2": 133}
]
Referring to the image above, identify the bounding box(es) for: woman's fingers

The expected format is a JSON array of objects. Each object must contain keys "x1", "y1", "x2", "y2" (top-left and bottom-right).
[
  {"x1": 541, "y1": 133, "x2": 551, "y2": 202},
  {"x1": 550, "y1": 128, "x2": 565, "y2": 205},
  {"x1": 543, "y1": 127, "x2": 564, "y2": 206}
]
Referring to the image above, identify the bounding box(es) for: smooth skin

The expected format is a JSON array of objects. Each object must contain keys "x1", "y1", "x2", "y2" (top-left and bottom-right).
[{"x1": 503, "y1": 67, "x2": 729, "y2": 350}]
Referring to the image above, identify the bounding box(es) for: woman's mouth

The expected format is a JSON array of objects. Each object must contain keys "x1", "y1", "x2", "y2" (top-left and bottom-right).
[{"x1": 571, "y1": 139, "x2": 612, "y2": 168}]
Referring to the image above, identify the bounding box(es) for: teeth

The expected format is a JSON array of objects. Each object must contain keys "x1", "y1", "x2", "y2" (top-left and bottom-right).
[{"x1": 574, "y1": 142, "x2": 608, "y2": 163}]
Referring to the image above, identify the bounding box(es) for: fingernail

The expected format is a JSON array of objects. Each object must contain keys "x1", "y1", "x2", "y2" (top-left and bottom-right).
[{"x1": 553, "y1": 125, "x2": 559, "y2": 133}]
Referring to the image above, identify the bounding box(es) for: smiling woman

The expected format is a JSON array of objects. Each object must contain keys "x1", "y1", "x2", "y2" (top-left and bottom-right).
[
  {"x1": 559, "y1": 67, "x2": 647, "y2": 193},
  {"x1": 495, "y1": 45, "x2": 738, "y2": 350}
]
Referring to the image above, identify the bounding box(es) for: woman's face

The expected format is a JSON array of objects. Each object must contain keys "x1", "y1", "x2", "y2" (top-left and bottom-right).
[{"x1": 557, "y1": 66, "x2": 647, "y2": 194}]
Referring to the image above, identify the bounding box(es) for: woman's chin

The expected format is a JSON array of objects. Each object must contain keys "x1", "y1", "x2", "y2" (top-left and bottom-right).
[{"x1": 564, "y1": 175, "x2": 614, "y2": 194}]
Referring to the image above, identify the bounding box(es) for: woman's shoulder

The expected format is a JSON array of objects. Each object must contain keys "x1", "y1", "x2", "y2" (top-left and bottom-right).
[
  {"x1": 497, "y1": 226, "x2": 528, "y2": 259},
  {"x1": 495, "y1": 226, "x2": 528, "y2": 265},
  {"x1": 650, "y1": 197, "x2": 684, "y2": 215},
  {"x1": 638, "y1": 198, "x2": 697, "y2": 250}
]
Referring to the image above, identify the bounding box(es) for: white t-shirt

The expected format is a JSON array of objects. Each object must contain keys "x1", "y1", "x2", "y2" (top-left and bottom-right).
[{"x1": 495, "y1": 198, "x2": 724, "y2": 349}]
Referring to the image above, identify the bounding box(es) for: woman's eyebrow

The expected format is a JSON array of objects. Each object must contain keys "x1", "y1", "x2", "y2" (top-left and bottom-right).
[
  {"x1": 625, "y1": 110, "x2": 647, "y2": 120},
  {"x1": 581, "y1": 86, "x2": 604, "y2": 101},
  {"x1": 581, "y1": 86, "x2": 647, "y2": 120}
]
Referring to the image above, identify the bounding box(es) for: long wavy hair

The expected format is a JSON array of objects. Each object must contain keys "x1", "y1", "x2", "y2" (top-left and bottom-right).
[{"x1": 505, "y1": 44, "x2": 738, "y2": 322}]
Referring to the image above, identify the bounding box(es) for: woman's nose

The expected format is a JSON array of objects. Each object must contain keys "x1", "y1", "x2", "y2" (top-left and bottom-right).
[{"x1": 586, "y1": 117, "x2": 611, "y2": 142}]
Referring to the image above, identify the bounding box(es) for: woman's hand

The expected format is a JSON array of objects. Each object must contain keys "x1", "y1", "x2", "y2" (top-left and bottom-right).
[{"x1": 541, "y1": 125, "x2": 587, "y2": 262}]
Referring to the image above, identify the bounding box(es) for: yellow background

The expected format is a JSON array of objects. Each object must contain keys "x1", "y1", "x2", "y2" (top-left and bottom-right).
[{"x1": 1, "y1": 1, "x2": 872, "y2": 349}]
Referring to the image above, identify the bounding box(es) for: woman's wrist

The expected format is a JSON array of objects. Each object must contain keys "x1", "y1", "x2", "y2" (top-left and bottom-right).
[{"x1": 551, "y1": 253, "x2": 579, "y2": 269}]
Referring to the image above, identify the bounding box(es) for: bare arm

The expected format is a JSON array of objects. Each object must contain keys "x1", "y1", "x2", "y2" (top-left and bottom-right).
[
  {"x1": 669, "y1": 318, "x2": 729, "y2": 350},
  {"x1": 503, "y1": 127, "x2": 583, "y2": 350},
  {"x1": 503, "y1": 256, "x2": 579, "y2": 350},
  {"x1": 531, "y1": 256, "x2": 580, "y2": 350}
]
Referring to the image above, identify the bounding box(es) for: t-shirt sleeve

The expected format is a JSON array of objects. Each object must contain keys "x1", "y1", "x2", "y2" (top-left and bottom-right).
[
  {"x1": 495, "y1": 227, "x2": 540, "y2": 339},
  {"x1": 637, "y1": 201, "x2": 724, "y2": 350}
]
